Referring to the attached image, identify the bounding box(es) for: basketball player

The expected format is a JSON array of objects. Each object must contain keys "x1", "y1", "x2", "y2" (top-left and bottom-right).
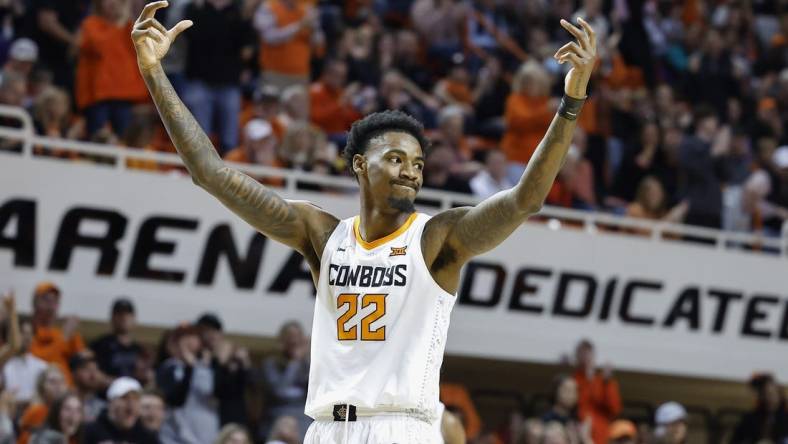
[{"x1": 132, "y1": 3, "x2": 596, "y2": 442}]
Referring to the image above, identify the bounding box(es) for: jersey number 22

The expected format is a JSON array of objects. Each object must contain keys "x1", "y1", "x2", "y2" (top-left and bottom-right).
[{"x1": 337, "y1": 293, "x2": 387, "y2": 341}]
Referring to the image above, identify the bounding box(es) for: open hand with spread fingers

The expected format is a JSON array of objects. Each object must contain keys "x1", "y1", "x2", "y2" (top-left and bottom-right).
[
  {"x1": 555, "y1": 17, "x2": 597, "y2": 100},
  {"x1": 131, "y1": 0, "x2": 193, "y2": 72}
]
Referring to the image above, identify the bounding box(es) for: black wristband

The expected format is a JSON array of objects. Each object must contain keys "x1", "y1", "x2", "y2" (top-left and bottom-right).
[{"x1": 558, "y1": 94, "x2": 587, "y2": 121}]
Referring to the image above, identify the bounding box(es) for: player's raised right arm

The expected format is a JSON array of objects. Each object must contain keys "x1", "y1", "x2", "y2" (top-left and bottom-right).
[{"x1": 132, "y1": 2, "x2": 335, "y2": 254}]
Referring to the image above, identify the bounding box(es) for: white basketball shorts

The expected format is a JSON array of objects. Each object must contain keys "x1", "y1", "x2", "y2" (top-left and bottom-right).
[{"x1": 304, "y1": 414, "x2": 441, "y2": 444}]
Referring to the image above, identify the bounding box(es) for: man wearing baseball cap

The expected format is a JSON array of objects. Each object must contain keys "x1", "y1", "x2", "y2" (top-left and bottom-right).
[
  {"x1": 90, "y1": 297, "x2": 144, "y2": 378},
  {"x1": 29, "y1": 282, "x2": 85, "y2": 385},
  {"x1": 3, "y1": 38, "x2": 38, "y2": 78},
  {"x1": 653, "y1": 401, "x2": 688, "y2": 444},
  {"x1": 223, "y1": 118, "x2": 282, "y2": 167},
  {"x1": 83, "y1": 377, "x2": 159, "y2": 443},
  {"x1": 251, "y1": 84, "x2": 285, "y2": 137}
]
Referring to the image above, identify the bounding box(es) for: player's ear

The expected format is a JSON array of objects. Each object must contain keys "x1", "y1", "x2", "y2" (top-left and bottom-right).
[{"x1": 352, "y1": 153, "x2": 367, "y2": 178}]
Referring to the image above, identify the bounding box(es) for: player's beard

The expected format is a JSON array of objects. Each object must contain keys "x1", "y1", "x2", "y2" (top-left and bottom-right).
[{"x1": 388, "y1": 197, "x2": 415, "y2": 213}]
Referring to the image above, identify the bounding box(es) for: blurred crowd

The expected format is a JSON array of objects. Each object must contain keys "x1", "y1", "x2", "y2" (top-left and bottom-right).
[
  {"x1": 0, "y1": 282, "x2": 783, "y2": 444},
  {"x1": 1, "y1": 0, "x2": 788, "y2": 238}
]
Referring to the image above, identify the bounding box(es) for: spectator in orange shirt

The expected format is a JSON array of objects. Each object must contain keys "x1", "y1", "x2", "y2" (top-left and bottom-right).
[
  {"x1": 75, "y1": 0, "x2": 148, "y2": 138},
  {"x1": 253, "y1": 0, "x2": 324, "y2": 90},
  {"x1": 501, "y1": 61, "x2": 557, "y2": 181},
  {"x1": 440, "y1": 383, "x2": 481, "y2": 441},
  {"x1": 29, "y1": 282, "x2": 85, "y2": 385},
  {"x1": 434, "y1": 65, "x2": 474, "y2": 114},
  {"x1": 574, "y1": 339, "x2": 622, "y2": 444},
  {"x1": 309, "y1": 59, "x2": 363, "y2": 145},
  {"x1": 544, "y1": 142, "x2": 594, "y2": 210},
  {"x1": 17, "y1": 364, "x2": 68, "y2": 444}
]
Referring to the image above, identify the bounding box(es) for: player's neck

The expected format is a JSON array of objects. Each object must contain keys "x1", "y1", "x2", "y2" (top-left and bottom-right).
[{"x1": 358, "y1": 200, "x2": 414, "y2": 243}]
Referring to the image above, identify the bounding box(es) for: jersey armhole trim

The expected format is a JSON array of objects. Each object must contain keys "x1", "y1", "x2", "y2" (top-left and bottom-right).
[
  {"x1": 414, "y1": 215, "x2": 457, "y2": 299},
  {"x1": 316, "y1": 219, "x2": 350, "y2": 291}
]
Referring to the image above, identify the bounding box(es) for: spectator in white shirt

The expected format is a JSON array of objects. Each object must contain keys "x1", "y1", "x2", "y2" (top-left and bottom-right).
[
  {"x1": 470, "y1": 149, "x2": 515, "y2": 199},
  {"x1": 3, "y1": 315, "x2": 46, "y2": 405}
]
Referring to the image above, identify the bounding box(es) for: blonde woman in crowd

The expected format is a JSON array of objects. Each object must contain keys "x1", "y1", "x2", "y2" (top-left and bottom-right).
[{"x1": 214, "y1": 423, "x2": 253, "y2": 444}]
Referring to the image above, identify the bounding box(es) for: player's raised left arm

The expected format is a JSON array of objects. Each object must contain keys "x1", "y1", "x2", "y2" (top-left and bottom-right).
[{"x1": 436, "y1": 18, "x2": 596, "y2": 259}]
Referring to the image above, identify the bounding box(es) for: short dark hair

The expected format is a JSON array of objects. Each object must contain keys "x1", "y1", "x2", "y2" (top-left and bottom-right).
[
  {"x1": 749, "y1": 373, "x2": 775, "y2": 391},
  {"x1": 576, "y1": 338, "x2": 594, "y2": 351},
  {"x1": 343, "y1": 110, "x2": 429, "y2": 178},
  {"x1": 321, "y1": 58, "x2": 345, "y2": 75},
  {"x1": 196, "y1": 313, "x2": 223, "y2": 331},
  {"x1": 111, "y1": 297, "x2": 135, "y2": 315},
  {"x1": 279, "y1": 320, "x2": 303, "y2": 337},
  {"x1": 550, "y1": 373, "x2": 580, "y2": 419},
  {"x1": 68, "y1": 351, "x2": 96, "y2": 372}
]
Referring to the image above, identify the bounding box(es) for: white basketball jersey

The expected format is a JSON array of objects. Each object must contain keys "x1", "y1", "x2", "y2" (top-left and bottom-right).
[{"x1": 305, "y1": 213, "x2": 455, "y2": 422}]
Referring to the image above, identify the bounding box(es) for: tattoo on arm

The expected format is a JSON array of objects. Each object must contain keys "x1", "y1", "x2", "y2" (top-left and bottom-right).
[
  {"x1": 514, "y1": 115, "x2": 577, "y2": 211},
  {"x1": 140, "y1": 65, "x2": 301, "y2": 245},
  {"x1": 449, "y1": 115, "x2": 577, "y2": 257},
  {"x1": 141, "y1": 64, "x2": 222, "y2": 183},
  {"x1": 214, "y1": 167, "x2": 298, "y2": 240},
  {"x1": 451, "y1": 193, "x2": 520, "y2": 257}
]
